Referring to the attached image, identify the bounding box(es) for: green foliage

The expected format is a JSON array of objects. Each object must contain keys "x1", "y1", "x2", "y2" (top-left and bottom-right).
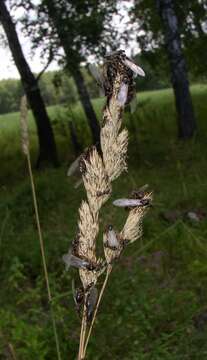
[
  {"x1": 13, "y1": 0, "x2": 117, "y2": 65},
  {"x1": 131, "y1": 0, "x2": 207, "y2": 78},
  {"x1": 0, "y1": 71, "x2": 79, "y2": 115},
  {"x1": 39, "y1": 71, "x2": 78, "y2": 106},
  {"x1": 134, "y1": 53, "x2": 170, "y2": 91},
  {"x1": 0, "y1": 65, "x2": 119, "y2": 115},
  {"x1": 0, "y1": 85, "x2": 207, "y2": 358},
  {"x1": 0, "y1": 78, "x2": 23, "y2": 114}
]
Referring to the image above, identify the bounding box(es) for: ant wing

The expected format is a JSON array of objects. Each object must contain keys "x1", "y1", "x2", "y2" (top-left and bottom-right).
[
  {"x1": 107, "y1": 226, "x2": 119, "y2": 248},
  {"x1": 74, "y1": 178, "x2": 83, "y2": 189},
  {"x1": 62, "y1": 252, "x2": 72, "y2": 271},
  {"x1": 138, "y1": 184, "x2": 149, "y2": 192},
  {"x1": 123, "y1": 58, "x2": 145, "y2": 78},
  {"x1": 62, "y1": 251, "x2": 89, "y2": 270},
  {"x1": 72, "y1": 279, "x2": 77, "y2": 306},
  {"x1": 67, "y1": 154, "x2": 83, "y2": 189},
  {"x1": 117, "y1": 82, "x2": 128, "y2": 107},
  {"x1": 89, "y1": 63, "x2": 105, "y2": 96},
  {"x1": 130, "y1": 93, "x2": 138, "y2": 114},
  {"x1": 113, "y1": 198, "x2": 144, "y2": 207},
  {"x1": 86, "y1": 286, "x2": 98, "y2": 322},
  {"x1": 67, "y1": 155, "x2": 81, "y2": 177}
]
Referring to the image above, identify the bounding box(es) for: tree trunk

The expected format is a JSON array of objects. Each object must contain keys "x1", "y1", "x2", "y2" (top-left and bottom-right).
[
  {"x1": 68, "y1": 120, "x2": 83, "y2": 156},
  {"x1": 156, "y1": 0, "x2": 197, "y2": 138},
  {"x1": 45, "y1": 0, "x2": 100, "y2": 146},
  {"x1": 72, "y1": 67, "x2": 100, "y2": 146},
  {"x1": 0, "y1": 0, "x2": 59, "y2": 167}
]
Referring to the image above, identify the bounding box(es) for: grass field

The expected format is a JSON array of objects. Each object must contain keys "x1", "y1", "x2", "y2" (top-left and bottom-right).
[{"x1": 0, "y1": 84, "x2": 207, "y2": 359}]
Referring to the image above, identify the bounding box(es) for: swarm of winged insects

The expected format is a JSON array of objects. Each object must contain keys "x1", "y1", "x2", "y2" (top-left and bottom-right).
[{"x1": 64, "y1": 50, "x2": 152, "y2": 359}]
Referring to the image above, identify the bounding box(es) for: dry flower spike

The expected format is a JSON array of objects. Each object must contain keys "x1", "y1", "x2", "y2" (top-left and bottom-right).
[
  {"x1": 20, "y1": 95, "x2": 29, "y2": 155},
  {"x1": 63, "y1": 50, "x2": 152, "y2": 360}
]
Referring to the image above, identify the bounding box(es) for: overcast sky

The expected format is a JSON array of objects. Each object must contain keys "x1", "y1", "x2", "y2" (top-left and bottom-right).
[
  {"x1": 0, "y1": 0, "x2": 136, "y2": 80},
  {"x1": 0, "y1": 43, "x2": 59, "y2": 80},
  {"x1": 0, "y1": 18, "x2": 60, "y2": 80}
]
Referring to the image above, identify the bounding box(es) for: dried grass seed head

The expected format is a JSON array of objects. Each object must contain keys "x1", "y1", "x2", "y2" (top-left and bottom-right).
[
  {"x1": 77, "y1": 201, "x2": 105, "y2": 289},
  {"x1": 82, "y1": 147, "x2": 111, "y2": 214},
  {"x1": 20, "y1": 95, "x2": 29, "y2": 155},
  {"x1": 79, "y1": 262, "x2": 105, "y2": 290},
  {"x1": 101, "y1": 129, "x2": 128, "y2": 182},
  {"x1": 77, "y1": 201, "x2": 98, "y2": 261},
  {"x1": 120, "y1": 192, "x2": 153, "y2": 244}
]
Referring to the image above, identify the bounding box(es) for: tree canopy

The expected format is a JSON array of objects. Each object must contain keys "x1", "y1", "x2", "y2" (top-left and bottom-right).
[
  {"x1": 130, "y1": 0, "x2": 207, "y2": 77},
  {"x1": 11, "y1": 0, "x2": 117, "y2": 67}
]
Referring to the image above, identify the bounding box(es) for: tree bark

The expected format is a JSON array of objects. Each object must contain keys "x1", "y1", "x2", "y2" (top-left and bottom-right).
[
  {"x1": 156, "y1": 0, "x2": 197, "y2": 138},
  {"x1": 68, "y1": 119, "x2": 83, "y2": 156},
  {"x1": 72, "y1": 67, "x2": 100, "y2": 146},
  {"x1": 46, "y1": 0, "x2": 100, "y2": 146},
  {"x1": 0, "y1": 0, "x2": 59, "y2": 167}
]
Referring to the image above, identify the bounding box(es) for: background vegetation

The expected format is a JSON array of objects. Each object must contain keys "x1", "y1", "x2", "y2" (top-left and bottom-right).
[
  {"x1": 0, "y1": 84, "x2": 207, "y2": 359},
  {"x1": 0, "y1": 0, "x2": 207, "y2": 359}
]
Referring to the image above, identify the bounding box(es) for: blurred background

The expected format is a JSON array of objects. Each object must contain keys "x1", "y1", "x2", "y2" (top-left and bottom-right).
[{"x1": 0, "y1": 0, "x2": 207, "y2": 359}]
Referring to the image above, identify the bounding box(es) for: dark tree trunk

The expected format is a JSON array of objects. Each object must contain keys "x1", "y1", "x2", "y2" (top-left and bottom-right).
[
  {"x1": 68, "y1": 120, "x2": 83, "y2": 156},
  {"x1": 156, "y1": 0, "x2": 197, "y2": 138},
  {"x1": 0, "y1": 0, "x2": 59, "y2": 167},
  {"x1": 46, "y1": 0, "x2": 100, "y2": 147},
  {"x1": 72, "y1": 67, "x2": 100, "y2": 146}
]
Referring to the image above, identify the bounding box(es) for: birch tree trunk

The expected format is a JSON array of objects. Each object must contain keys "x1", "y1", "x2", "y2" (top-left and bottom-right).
[{"x1": 156, "y1": 0, "x2": 197, "y2": 138}]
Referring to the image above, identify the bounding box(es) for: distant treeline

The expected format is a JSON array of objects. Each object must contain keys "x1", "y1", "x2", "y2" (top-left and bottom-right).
[
  {"x1": 0, "y1": 67, "x2": 171, "y2": 115},
  {"x1": 0, "y1": 68, "x2": 110, "y2": 114},
  {"x1": 0, "y1": 60, "x2": 184, "y2": 115},
  {"x1": 0, "y1": 71, "x2": 77, "y2": 114}
]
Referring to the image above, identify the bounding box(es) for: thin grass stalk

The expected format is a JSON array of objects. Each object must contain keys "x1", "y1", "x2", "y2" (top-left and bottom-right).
[
  {"x1": 8, "y1": 343, "x2": 17, "y2": 360},
  {"x1": 78, "y1": 301, "x2": 87, "y2": 360},
  {"x1": 20, "y1": 95, "x2": 62, "y2": 360},
  {"x1": 83, "y1": 265, "x2": 112, "y2": 357},
  {"x1": 26, "y1": 152, "x2": 62, "y2": 360},
  {"x1": 26, "y1": 152, "x2": 51, "y2": 299},
  {"x1": 78, "y1": 316, "x2": 84, "y2": 360},
  {"x1": 78, "y1": 302, "x2": 86, "y2": 360},
  {"x1": 78, "y1": 316, "x2": 85, "y2": 360}
]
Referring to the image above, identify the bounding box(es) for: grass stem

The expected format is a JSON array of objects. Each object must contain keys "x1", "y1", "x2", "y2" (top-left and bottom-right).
[
  {"x1": 8, "y1": 343, "x2": 17, "y2": 360},
  {"x1": 83, "y1": 265, "x2": 112, "y2": 357},
  {"x1": 78, "y1": 301, "x2": 87, "y2": 360},
  {"x1": 26, "y1": 152, "x2": 62, "y2": 360}
]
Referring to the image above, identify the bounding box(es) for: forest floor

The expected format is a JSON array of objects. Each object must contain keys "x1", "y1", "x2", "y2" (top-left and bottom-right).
[{"x1": 0, "y1": 84, "x2": 207, "y2": 359}]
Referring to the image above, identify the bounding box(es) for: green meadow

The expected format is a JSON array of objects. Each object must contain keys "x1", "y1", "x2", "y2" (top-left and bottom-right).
[{"x1": 0, "y1": 84, "x2": 207, "y2": 359}]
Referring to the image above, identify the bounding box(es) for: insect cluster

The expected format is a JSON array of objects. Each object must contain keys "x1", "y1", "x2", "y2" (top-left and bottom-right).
[
  {"x1": 64, "y1": 50, "x2": 152, "y2": 359},
  {"x1": 89, "y1": 49, "x2": 145, "y2": 112},
  {"x1": 72, "y1": 280, "x2": 98, "y2": 322},
  {"x1": 104, "y1": 185, "x2": 152, "y2": 264},
  {"x1": 113, "y1": 184, "x2": 151, "y2": 208}
]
